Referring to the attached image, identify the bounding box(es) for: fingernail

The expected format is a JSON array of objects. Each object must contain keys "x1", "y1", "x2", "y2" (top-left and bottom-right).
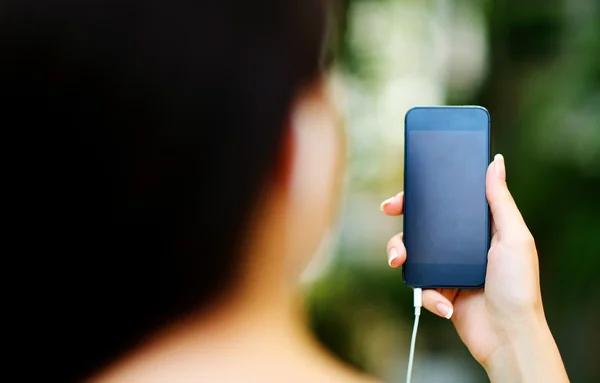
[
  {"x1": 436, "y1": 302, "x2": 453, "y2": 319},
  {"x1": 380, "y1": 197, "x2": 394, "y2": 211},
  {"x1": 380, "y1": 192, "x2": 402, "y2": 211},
  {"x1": 388, "y1": 247, "x2": 399, "y2": 267},
  {"x1": 494, "y1": 153, "x2": 505, "y2": 180}
]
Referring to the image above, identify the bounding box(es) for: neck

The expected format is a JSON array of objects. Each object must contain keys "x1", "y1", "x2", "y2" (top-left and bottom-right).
[
  {"x1": 92, "y1": 279, "x2": 346, "y2": 383},
  {"x1": 92, "y1": 199, "x2": 372, "y2": 383}
]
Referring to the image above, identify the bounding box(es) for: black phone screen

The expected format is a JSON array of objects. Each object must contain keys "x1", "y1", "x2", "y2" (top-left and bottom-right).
[{"x1": 403, "y1": 106, "x2": 490, "y2": 288}]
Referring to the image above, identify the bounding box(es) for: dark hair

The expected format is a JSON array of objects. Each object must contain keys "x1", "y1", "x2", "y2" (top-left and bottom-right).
[{"x1": 0, "y1": 0, "x2": 327, "y2": 380}]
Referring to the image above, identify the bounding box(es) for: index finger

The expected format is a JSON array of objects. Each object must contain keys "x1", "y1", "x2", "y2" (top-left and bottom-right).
[{"x1": 380, "y1": 192, "x2": 404, "y2": 216}]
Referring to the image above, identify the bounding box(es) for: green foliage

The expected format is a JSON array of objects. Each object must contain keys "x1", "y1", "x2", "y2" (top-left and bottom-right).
[{"x1": 307, "y1": 0, "x2": 600, "y2": 381}]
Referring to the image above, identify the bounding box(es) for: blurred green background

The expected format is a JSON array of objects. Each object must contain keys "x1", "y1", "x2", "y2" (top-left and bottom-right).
[{"x1": 303, "y1": 0, "x2": 600, "y2": 382}]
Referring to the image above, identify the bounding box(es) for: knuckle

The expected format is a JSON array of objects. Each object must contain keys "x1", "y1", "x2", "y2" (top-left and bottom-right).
[
  {"x1": 509, "y1": 228, "x2": 536, "y2": 249},
  {"x1": 519, "y1": 233, "x2": 536, "y2": 248},
  {"x1": 506, "y1": 225, "x2": 535, "y2": 247}
]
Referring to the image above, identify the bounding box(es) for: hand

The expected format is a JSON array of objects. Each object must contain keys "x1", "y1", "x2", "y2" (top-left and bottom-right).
[{"x1": 381, "y1": 154, "x2": 569, "y2": 382}]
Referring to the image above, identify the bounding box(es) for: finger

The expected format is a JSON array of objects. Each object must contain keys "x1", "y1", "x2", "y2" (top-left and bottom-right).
[
  {"x1": 438, "y1": 288, "x2": 460, "y2": 304},
  {"x1": 422, "y1": 289, "x2": 454, "y2": 319},
  {"x1": 486, "y1": 154, "x2": 528, "y2": 233},
  {"x1": 380, "y1": 192, "x2": 404, "y2": 216},
  {"x1": 386, "y1": 233, "x2": 406, "y2": 268}
]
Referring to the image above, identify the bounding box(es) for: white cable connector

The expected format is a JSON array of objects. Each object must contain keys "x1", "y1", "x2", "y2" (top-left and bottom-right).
[
  {"x1": 413, "y1": 287, "x2": 422, "y2": 316},
  {"x1": 406, "y1": 288, "x2": 422, "y2": 383}
]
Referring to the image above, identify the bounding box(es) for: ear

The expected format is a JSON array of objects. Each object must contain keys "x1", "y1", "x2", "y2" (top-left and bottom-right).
[{"x1": 273, "y1": 79, "x2": 328, "y2": 190}]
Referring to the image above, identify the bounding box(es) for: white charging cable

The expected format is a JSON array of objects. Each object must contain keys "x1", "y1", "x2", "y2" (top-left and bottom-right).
[{"x1": 406, "y1": 288, "x2": 422, "y2": 383}]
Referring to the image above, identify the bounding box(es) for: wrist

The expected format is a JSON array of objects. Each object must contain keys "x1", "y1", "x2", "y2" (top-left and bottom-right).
[{"x1": 484, "y1": 314, "x2": 569, "y2": 383}]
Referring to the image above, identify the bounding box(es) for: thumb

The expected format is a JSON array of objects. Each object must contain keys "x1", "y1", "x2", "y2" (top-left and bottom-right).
[{"x1": 486, "y1": 154, "x2": 527, "y2": 232}]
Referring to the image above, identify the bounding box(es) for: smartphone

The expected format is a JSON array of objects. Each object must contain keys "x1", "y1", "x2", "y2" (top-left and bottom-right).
[{"x1": 402, "y1": 106, "x2": 491, "y2": 288}]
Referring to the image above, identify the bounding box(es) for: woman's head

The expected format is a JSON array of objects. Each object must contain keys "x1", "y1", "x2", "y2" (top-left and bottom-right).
[{"x1": 0, "y1": 0, "x2": 342, "y2": 380}]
